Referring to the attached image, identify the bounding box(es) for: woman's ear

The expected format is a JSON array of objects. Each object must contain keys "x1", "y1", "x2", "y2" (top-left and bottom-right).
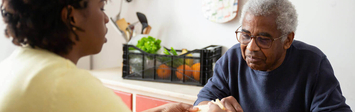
[
  {"x1": 61, "y1": 6, "x2": 76, "y2": 25},
  {"x1": 283, "y1": 32, "x2": 294, "y2": 50}
]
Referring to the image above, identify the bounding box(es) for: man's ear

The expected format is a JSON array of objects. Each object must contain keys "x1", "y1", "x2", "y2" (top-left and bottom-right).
[
  {"x1": 283, "y1": 32, "x2": 294, "y2": 50},
  {"x1": 61, "y1": 6, "x2": 76, "y2": 25}
]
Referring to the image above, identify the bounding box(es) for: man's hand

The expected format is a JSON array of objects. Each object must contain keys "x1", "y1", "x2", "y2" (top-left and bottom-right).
[
  {"x1": 220, "y1": 96, "x2": 243, "y2": 112},
  {"x1": 143, "y1": 102, "x2": 198, "y2": 112}
]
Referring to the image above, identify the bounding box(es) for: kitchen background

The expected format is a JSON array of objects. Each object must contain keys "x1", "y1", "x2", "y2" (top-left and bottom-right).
[{"x1": 0, "y1": 0, "x2": 354, "y2": 109}]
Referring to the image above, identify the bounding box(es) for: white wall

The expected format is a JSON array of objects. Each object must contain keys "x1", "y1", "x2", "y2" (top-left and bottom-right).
[
  {"x1": 0, "y1": 20, "x2": 17, "y2": 61},
  {"x1": 93, "y1": 0, "x2": 355, "y2": 109},
  {"x1": 291, "y1": 0, "x2": 355, "y2": 109}
]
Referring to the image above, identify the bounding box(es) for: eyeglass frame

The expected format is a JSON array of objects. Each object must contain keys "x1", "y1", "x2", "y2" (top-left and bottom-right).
[{"x1": 235, "y1": 26, "x2": 286, "y2": 49}]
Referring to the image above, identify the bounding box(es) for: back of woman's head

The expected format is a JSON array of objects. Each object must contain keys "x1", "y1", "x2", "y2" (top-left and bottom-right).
[{"x1": 1, "y1": 0, "x2": 88, "y2": 54}]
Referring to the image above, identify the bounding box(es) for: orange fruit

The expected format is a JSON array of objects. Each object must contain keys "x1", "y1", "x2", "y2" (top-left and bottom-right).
[
  {"x1": 157, "y1": 64, "x2": 171, "y2": 79},
  {"x1": 175, "y1": 65, "x2": 192, "y2": 80},
  {"x1": 192, "y1": 63, "x2": 201, "y2": 81}
]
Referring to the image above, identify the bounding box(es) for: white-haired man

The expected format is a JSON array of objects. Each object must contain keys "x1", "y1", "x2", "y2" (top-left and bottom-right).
[{"x1": 194, "y1": 0, "x2": 352, "y2": 111}]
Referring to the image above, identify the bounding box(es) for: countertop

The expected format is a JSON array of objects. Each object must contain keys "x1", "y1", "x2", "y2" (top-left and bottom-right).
[{"x1": 90, "y1": 67, "x2": 203, "y2": 104}]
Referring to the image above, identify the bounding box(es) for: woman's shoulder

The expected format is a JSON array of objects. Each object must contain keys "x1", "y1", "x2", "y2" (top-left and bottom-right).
[{"x1": 12, "y1": 47, "x2": 98, "y2": 89}]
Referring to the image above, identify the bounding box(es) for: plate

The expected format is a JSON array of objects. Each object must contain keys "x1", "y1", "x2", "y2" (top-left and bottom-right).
[{"x1": 202, "y1": 0, "x2": 239, "y2": 23}]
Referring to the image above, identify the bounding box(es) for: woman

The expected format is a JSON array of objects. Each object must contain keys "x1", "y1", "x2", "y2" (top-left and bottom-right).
[{"x1": 0, "y1": 0, "x2": 198, "y2": 111}]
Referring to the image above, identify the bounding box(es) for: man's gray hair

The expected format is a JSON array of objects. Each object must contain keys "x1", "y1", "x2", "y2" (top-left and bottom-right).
[{"x1": 241, "y1": 0, "x2": 298, "y2": 41}]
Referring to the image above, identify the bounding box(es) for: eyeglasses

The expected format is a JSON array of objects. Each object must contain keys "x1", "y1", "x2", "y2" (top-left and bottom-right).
[{"x1": 235, "y1": 26, "x2": 285, "y2": 49}]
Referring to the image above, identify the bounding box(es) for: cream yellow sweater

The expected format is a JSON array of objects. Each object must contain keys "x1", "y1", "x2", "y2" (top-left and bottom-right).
[{"x1": 0, "y1": 47, "x2": 131, "y2": 112}]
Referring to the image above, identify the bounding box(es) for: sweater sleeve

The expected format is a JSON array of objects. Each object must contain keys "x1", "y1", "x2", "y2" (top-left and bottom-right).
[
  {"x1": 53, "y1": 69, "x2": 131, "y2": 112},
  {"x1": 310, "y1": 57, "x2": 351, "y2": 112},
  {"x1": 194, "y1": 61, "x2": 231, "y2": 106}
]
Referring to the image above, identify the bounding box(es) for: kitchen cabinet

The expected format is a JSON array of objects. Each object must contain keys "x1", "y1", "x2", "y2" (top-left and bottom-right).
[
  {"x1": 136, "y1": 94, "x2": 174, "y2": 112},
  {"x1": 112, "y1": 90, "x2": 174, "y2": 112},
  {"x1": 113, "y1": 90, "x2": 132, "y2": 110},
  {"x1": 90, "y1": 67, "x2": 202, "y2": 112}
]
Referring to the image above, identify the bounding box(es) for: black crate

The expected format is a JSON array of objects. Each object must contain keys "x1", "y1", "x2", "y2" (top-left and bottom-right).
[{"x1": 122, "y1": 44, "x2": 222, "y2": 86}]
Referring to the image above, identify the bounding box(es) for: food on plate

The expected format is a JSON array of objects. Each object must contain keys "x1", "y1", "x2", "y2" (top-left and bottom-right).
[{"x1": 194, "y1": 99, "x2": 226, "y2": 112}]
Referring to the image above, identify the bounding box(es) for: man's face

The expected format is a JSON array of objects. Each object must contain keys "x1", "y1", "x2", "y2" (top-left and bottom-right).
[{"x1": 240, "y1": 13, "x2": 288, "y2": 71}]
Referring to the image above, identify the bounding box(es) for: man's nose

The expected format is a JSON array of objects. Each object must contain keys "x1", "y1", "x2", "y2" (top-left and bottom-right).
[{"x1": 247, "y1": 38, "x2": 260, "y2": 51}]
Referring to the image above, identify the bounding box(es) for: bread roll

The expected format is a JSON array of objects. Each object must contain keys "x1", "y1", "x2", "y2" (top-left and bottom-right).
[{"x1": 194, "y1": 99, "x2": 226, "y2": 112}]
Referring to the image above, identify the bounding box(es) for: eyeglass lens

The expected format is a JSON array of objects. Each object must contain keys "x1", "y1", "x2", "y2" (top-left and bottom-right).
[{"x1": 237, "y1": 32, "x2": 272, "y2": 48}]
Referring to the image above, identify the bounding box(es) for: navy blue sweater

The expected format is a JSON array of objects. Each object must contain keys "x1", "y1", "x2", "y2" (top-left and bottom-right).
[{"x1": 194, "y1": 40, "x2": 351, "y2": 112}]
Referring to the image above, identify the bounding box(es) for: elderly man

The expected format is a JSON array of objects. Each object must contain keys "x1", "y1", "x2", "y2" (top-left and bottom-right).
[{"x1": 194, "y1": 0, "x2": 352, "y2": 112}]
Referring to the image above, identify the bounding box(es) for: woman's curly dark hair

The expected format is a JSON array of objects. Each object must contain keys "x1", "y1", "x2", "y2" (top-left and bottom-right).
[{"x1": 1, "y1": 0, "x2": 88, "y2": 54}]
